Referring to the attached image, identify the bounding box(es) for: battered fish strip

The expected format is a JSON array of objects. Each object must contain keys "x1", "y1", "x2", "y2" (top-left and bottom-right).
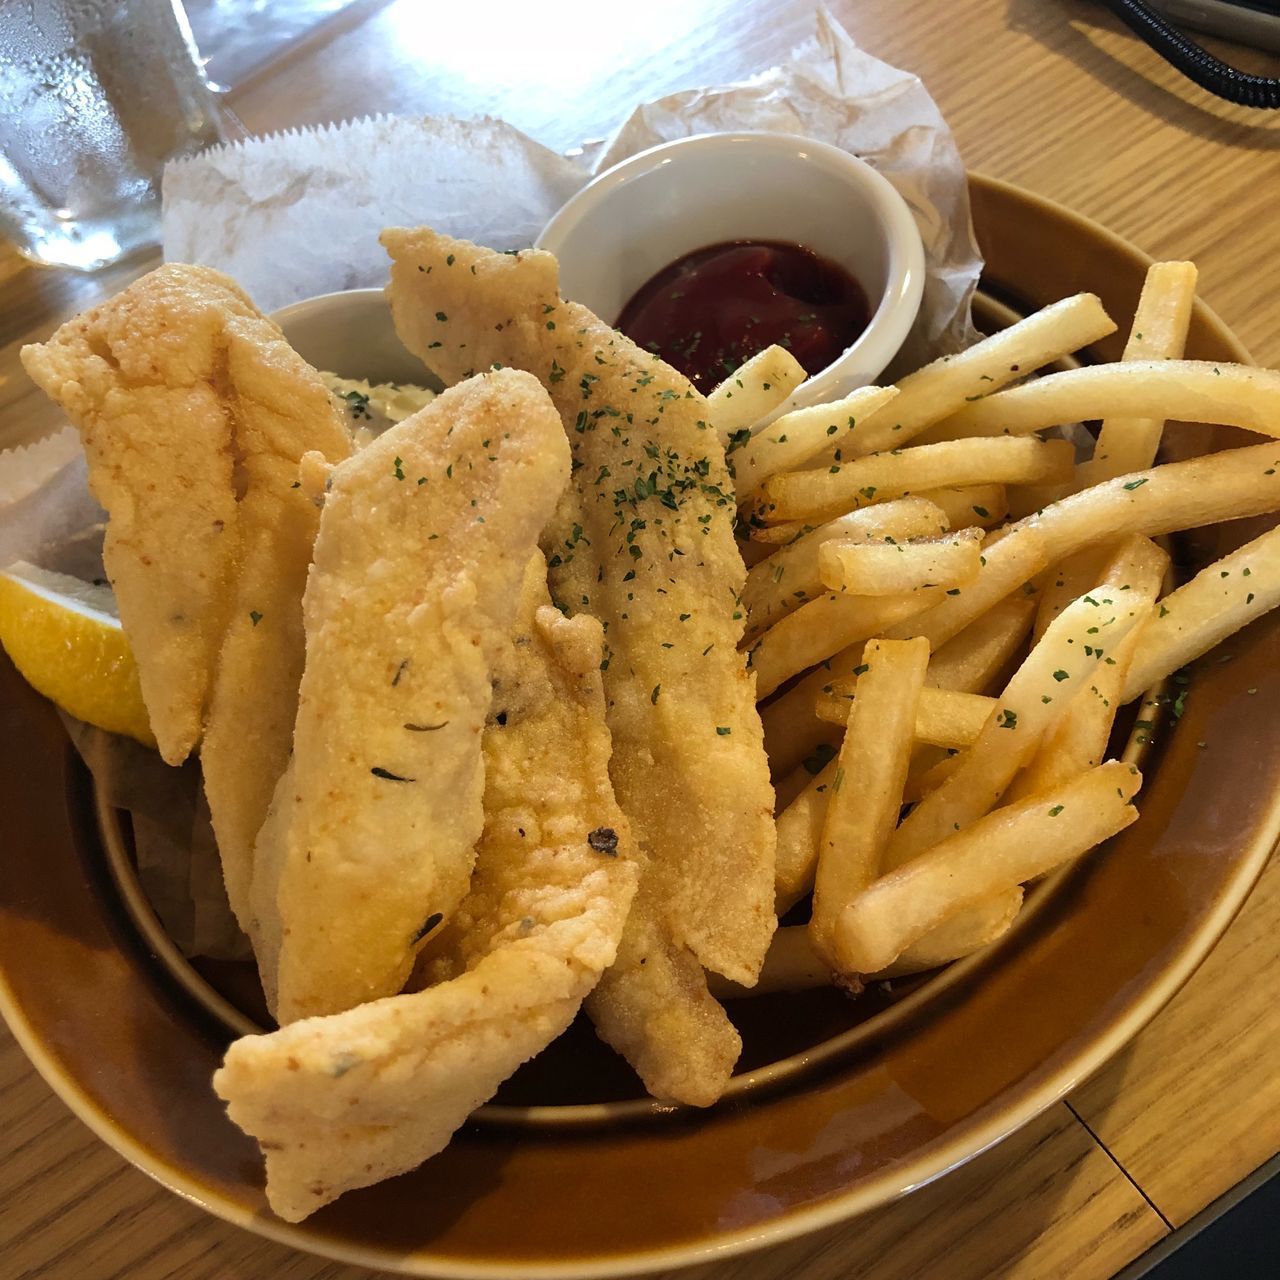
[
  {"x1": 217, "y1": 555, "x2": 637, "y2": 1222},
  {"x1": 201, "y1": 321, "x2": 351, "y2": 932},
  {"x1": 22, "y1": 268, "x2": 352, "y2": 934},
  {"x1": 584, "y1": 875, "x2": 742, "y2": 1107},
  {"x1": 423, "y1": 554, "x2": 639, "y2": 979},
  {"x1": 262, "y1": 370, "x2": 570, "y2": 1024},
  {"x1": 381, "y1": 230, "x2": 776, "y2": 991},
  {"x1": 21, "y1": 266, "x2": 252, "y2": 763}
]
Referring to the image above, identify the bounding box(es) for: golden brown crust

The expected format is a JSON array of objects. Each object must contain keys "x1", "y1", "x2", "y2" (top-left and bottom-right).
[
  {"x1": 20, "y1": 265, "x2": 257, "y2": 763},
  {"x1": 199, "y1": 319, "x2": 352, "y2": 930},
  {"x1": 22, "y1": 266, "x2": 353, "y2": 935},
  {"x1": 260, "y1": 370, "x2": 571, "y2": 1023},
  {"x1": 217, "y1": 553, "x2": 637, "y2": 1221},
  {"x1": 424, "y1": 560, "x2": 640, "y2": 982},
  {"x1": 382, "y1": 232, "x2": 775, "y2": 1088}
]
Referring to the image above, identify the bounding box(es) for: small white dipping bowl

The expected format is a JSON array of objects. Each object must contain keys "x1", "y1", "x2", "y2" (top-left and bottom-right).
[
  {"x1": 537, "y1": 131, "x2": 926, "y2": 424},
  {"x1": 271, "y1": 287, "x2": 433, "y2": 386}
]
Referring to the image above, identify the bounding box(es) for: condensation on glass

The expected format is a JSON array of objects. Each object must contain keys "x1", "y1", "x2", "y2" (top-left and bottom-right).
[{"x1": 0, "y1": 0, "x2": 228, "y2": 270}]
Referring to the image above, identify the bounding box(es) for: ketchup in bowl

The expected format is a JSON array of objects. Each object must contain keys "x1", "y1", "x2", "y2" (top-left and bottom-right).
[{"x1": 616, "y1": 240, "x2": 870, "y2": 393}]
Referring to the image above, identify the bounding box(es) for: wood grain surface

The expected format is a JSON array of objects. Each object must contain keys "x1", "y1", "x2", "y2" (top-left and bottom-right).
[{"x1": 2, "y1": 1, "x2": 1278, "y2": 1277}]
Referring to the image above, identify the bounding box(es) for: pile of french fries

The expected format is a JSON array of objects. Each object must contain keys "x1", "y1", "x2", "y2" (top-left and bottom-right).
[{"x1": 715, "y1": 261, "x2": 1280, "y2": 991}]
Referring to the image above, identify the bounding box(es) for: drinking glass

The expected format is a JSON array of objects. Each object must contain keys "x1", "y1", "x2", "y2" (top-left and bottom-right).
[{"x1": 0, "y1": 0, "x2": 229, "y2": 271}]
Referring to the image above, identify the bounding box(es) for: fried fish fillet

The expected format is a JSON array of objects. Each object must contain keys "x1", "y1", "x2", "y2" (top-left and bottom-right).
[
  {"x1": 382, "y1": 230, "x2": 775, "y2": 985},
  {"x1": 457, "y1": 562, "x2": 741, "y2": 1104},
  {"x1": 382, "y1": 228, "x2": 775, "y2": 1103},
  {"x1": 216, "y1": 554, "x2": 637, "y2": 1221},
  {"x1": 584, "y1": 875, "x2": 742, "y2": 1106},
  {"x1": 21, "y1": 266, "x2": 252, "y2": 764},
  {"x1": 22, "y1": 268, "x2": 353, "y2": 934},
  {"x1": 200, "y1": 320, "x2": 351, "y2": 931},
  {"x1": 423, "y1": 553, "x2": 639, "y2": 980},
  {"x1": 261, "y1": 370, "x2": 570, "y2": 1024}
]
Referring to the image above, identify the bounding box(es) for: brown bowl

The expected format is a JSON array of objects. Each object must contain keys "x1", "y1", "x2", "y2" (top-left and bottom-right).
[{"x1": 1, "y1": 174, "x2": 1276, "y2": 1277}]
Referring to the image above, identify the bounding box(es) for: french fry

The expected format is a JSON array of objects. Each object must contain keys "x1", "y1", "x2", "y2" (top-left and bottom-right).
[
  {"x1": 760, "y1": 537, "x2": 1046, "y2": 778},
  {"x1": 749, "y1": 519, "x2": 826, "y2": 547},
  {"x1": 820, "y1": 527, "x2": 983, "y2": 596},
  {"x1": 894, "y1": 765, "x2": 962, "y2": 833},
  {"x1": 742, "y1": 497, "x2": 948, "y2": 641},
  {"x1": 916, "y1": 483, "x2": 1009, "y2": 532},
  {"x1": 899, "y1": 685, "x2": 994, "y2": 747},
  {"x1": 770, "y1": 604, "x2": 1028, "y2": 909},
  {"x1": 775, "y1": 757, "x2": 837, "y2": 914},
  {"x1": 750, "y1": 587, "x2": 942, "y2": 699},
  {"x1": 925, "y1": 593, "x2": 1036, "y2": 693},
  {"x1": 888, "y1": 887, "x2": 1024, "y2": 975},
  {"x1": 732, "y1": 384, "x2": 898, "y2": 495},
  {"x1": 1037, "y1": 263, "x2": 1192, "y2": 640},
  {"x1": 1034, "y1": 547, "x2": 1110, "y2": 643},
  {"x1": 1041, "y1": 536, "x2": 1169, "y2": 648},
  {"x1": 706, "y1": 344, "x2": 809, "y2": 444},
  {"x1": 1077, "y1": 262, "x2": 1197, "y2": 485},
  {"x1": 831, "y1": 293, "x2": 1115, "y2": 457},
  {"x1": 712, "y1": 889, "x2": 1026, "y2": 997},
  {"x1": 814, "y1": 686, "x2": 855, "y2": 727},
  {"x1": 816, "y1": 682, "x2": 995, "y2": 750},
  {"x1": 879, "y1": 525, "x2": 1050, "y2": 649},
  {"x1": 902, "y1": 749, "x2": 964, "y2": 804},
  {"x1": 1120, "y1": 522, "x2": 1280, "y2": 701},
  {"x1": 927, "y1": 361, "x2": 1280, "y2": 442},
  {"x1": 773, "y1": 742, "x2": 839, "y2": 809},
  {"x1": 762, "y1": 669, "x2": 846, "y2": 780},
  {"x1": 1009, "y1": 630, "x2": 1135, "y2": 800},
  {"x1": 1100, "y1": 534, "x2": 1171, "y2": 598},
  {"x1": 886, "y1": 582, "x2": 1153, "y2": 868},
  {"x1": 1012, "y1": 537, "x2": 1168, "y2": 798},
  {"x1": 747, "y1": 483, "x2": 1005, "y2": 546},
  {"x1": 837, "y1": 762, "x2": 1141, "y2": 973},
  {"x1": 812, "y1": 687, "x2": 856, "y2": 726},
  {"x1": 1029, "y1": 441, "x2": 1280, "y2": 563},
  {"x1": 897, "y1": 443, "x2": 1280, "y2": 659},
  {"x1": 747, "y1": 483, "x2": 1003, "y2": 545},
  {"x1": 810, "y1": 638, "x2": 929, "y2": 967},
  {"x1": 1005, "y1": 478, "x2": 1073, "y2": 522},
  {"x1": 755, "y1": 437, "x2": 1074, "y2": 525}
]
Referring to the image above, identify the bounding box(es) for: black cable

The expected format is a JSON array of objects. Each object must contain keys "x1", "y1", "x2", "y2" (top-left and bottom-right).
[{"x1": 1097, "y1": 0, "x2": 1280, "y2": 106}]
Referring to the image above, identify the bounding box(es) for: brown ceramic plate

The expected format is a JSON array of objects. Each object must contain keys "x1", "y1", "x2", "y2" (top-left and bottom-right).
[{"x1": 1, "y1": 174, "x2": 1277, "y2": 1277}]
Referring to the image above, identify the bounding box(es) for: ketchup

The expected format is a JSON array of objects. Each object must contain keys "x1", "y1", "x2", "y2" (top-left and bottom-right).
[{"x1": 615, "y1": 240, "x2": 870, "y2": 393}]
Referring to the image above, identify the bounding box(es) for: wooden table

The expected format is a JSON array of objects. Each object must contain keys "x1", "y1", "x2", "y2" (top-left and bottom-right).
[{"x1": 3, "y1": 2, "x2": 1278, "y2": 1276}]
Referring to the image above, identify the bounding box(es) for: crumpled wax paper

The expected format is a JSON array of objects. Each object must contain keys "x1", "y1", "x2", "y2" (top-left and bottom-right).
[
  {"x1": 62, "y1": 717, "x2": 253, "y2": 961},
  {"x1": 163, "y1": 6, "x2": 982, "y2": 358},
  {"x1": 0, "y1": 428, "x2": 106, "y2": 581},
  {"x1": 1, "y1": 9, "x2": 982, "y2": 958}
]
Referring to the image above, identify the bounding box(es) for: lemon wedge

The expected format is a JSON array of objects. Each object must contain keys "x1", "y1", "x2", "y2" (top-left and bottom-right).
[{"x1": 0, "y1": 561, "x2": 154, "y2": 747}]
